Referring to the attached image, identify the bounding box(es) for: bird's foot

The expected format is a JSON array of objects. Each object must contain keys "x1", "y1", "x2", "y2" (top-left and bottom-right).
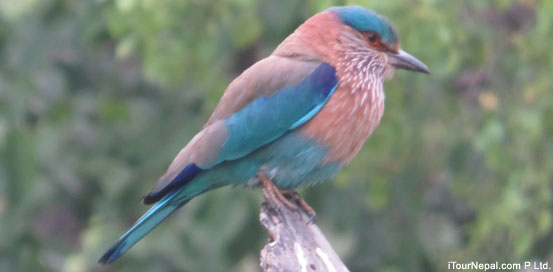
[
  {"x1": 280, "y1": 189, "x2": 317, "y2": 223},
  {"x1": 258, "y1": 173, "x2": 299, "y2": 213},
  {"x1": 257, "y1": 172, "x2": 316, "y2": 224}
]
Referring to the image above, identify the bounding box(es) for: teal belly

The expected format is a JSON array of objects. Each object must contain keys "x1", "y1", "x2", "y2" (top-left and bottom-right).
[{"x1": 198, "y1": 132, "x2": 343, "y2": 189}]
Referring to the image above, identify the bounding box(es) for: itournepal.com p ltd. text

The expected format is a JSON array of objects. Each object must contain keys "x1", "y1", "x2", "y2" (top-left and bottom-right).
[{"x1": 447, "y1": 261, "x2": 551, "y2": 271}]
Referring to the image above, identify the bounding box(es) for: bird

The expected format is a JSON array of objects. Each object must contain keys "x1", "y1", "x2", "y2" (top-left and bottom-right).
[{"x1": 99, "y1": 5, "x2": 428, "y2": 264}]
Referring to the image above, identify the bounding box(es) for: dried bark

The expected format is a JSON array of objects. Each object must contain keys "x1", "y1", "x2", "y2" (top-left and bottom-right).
[{"x1": 259, "y1": 196, "x2": 349, "y2": 272}]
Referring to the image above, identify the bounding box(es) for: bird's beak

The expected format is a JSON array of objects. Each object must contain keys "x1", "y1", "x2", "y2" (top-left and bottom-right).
[{"x1": 387, "y1": 49, "x2": 429, "y2": 74}]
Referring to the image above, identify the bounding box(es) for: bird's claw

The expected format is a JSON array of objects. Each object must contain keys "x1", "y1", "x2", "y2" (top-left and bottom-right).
[
  {"x1": 282, "y1": 190, "x2": 317, "y2": 224},
  {"x1": 258, "y1": 172, "x2": 317, "y2": 224}
]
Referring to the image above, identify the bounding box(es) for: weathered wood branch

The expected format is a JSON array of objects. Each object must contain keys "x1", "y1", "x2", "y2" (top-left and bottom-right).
[{"x1": 259, "y1": 194, "x2": 350, "y2": 272}]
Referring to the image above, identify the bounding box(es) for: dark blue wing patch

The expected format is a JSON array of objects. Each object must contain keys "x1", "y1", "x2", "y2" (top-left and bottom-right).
[{"x1": 142, "y1": 163, "x2": 202, "y2": 204}]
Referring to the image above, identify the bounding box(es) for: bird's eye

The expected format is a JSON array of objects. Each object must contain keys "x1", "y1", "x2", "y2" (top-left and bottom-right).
[
  {"x1": 367, "y1": 32, "x2": 378, "y2": 44},
  {"x1": 364, "y1": 32, "x2": 387, "y2": 50}
]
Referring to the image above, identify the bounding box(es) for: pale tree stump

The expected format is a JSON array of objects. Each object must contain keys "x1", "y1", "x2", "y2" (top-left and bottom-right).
[{"x1": 258, "y1": 194, "x2": 350, "y2": 272}]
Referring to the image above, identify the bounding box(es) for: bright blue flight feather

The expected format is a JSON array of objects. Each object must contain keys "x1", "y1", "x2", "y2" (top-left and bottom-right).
[{"x1": 99, "y1": 190, "x2": 182, "y2": 264}]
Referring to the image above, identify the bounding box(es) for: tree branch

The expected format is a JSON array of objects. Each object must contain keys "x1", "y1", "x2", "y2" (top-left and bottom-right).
[{"x1": 259, "y1": 195, "x2": 350, "y2": 272}]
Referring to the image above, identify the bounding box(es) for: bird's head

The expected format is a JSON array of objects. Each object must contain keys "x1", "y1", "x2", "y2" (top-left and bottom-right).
[
  {"x1": 329, "y1": 6, "x2": 429, "y2": 76},
  {"x1": 275, "y1": 6, "x2": 429, "y2": 78}
]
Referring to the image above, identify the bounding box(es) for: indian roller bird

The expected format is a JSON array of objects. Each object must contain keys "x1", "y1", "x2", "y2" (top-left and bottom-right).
[{"x1": 99, "y1": 5, "x2": 429, "y2": 264}]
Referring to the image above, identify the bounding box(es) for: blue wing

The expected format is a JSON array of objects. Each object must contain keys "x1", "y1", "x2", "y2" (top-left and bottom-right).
[
  {"x1": 215, "y1": 63, "x2": 338, "y2": 162},
  {"x1": 144, "y1": 62, "x2": 337, "y2": 202},
  {"x1": 143, "y1": 62, "x2": 337, "y2": 203}
]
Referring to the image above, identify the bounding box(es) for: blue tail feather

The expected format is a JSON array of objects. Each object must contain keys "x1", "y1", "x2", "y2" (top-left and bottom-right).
[{"x1": 99, "y1": 190, "x2": 186, "y2": 264}]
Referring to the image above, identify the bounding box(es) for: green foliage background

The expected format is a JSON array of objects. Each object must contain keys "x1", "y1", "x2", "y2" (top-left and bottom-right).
[{"x1": 1, "y1": 0, "x2": 552, "y2": 271}]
